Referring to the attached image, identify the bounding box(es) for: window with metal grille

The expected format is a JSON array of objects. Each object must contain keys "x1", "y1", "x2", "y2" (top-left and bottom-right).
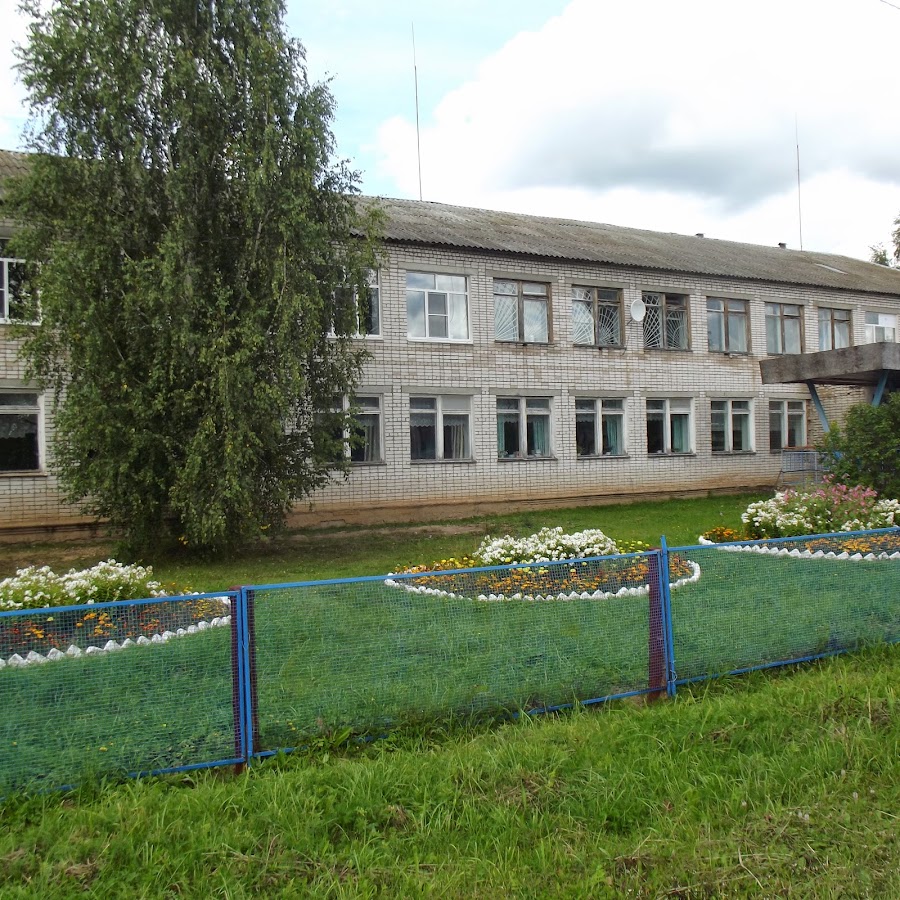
[
  {"x1": 571, "y1": 286, "x2": 622, "y2": 347},
  {"x1": 493, "y1": 279, "x2": 550, "y2": 343},
  {"x1": 643, "y1": 293, "x2": 688, "y2": 350}
]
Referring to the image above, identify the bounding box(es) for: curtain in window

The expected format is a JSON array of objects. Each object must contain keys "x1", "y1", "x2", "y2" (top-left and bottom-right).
[
  {"x1": 526, "y1": 414, "x2": 549, "y2": 457},
  {"x1": 443, "y1": 416, "x2": 469, "y2": 459},
  {"x1": 350, "y1": 415, "x2": 379, "y2": 463},
  {"x1": 602, "y1": 415, "x2": 623, "y2": 455},
  {"x1": 410, "y1": 414, "x2": 436, "y2": 459},
  {"x1": 670, "y1": 414, "x2": 690, "y2": 453}
]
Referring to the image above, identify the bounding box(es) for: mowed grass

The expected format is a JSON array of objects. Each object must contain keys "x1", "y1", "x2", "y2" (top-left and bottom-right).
[{"x1": 0, "y1": 646, "x2": 898, "y2": 898}]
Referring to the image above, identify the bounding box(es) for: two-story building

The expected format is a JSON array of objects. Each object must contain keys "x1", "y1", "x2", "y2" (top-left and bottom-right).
[{"x1": 3, "y1": 149, "x2": 900, "y2": 533}]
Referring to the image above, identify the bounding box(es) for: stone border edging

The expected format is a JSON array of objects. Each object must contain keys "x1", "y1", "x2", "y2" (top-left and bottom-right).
[
  {"x1": 697, "y1": 536, "x2": 900, "y2": 562},
  {"x1": 0, "y1": 615, "x2": 232, "y2": 670},
  {"x1": 384, "y1": 561, "x2": 701, "y2": 603}
]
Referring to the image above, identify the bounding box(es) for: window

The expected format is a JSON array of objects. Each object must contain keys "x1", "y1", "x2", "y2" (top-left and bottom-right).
[
  {"x1": 331, "y1": 270, "x2": 380, "y2": 337},
  {"x1": 707, "y1": 298, "x2": 748, "y2": 353},
  {"x1": 0, "y1": 393, "x2": 40, "y2": 472},
  {"x1": 865, "y1": 311, "x2": 897, "y2": 343},
  {"x1": 330, "y1": 395, "x2": 382, "y2": 463},
  {"x1": 494, "y1": 279, "x2": 549, "y2": 343},
  {"x1": 410, "y1": 396, "x2": 472, "y2": 461},
  {"x1": 818, "y1": 307, "x2": 851, "y2": 351},
  {"x1": 497, "y1": 397, "x2": 552, "y2": 459},
  {"x1": 646, "y1": 399, "x2": 692, "y2": 454},
  {"x1": 0, "y1": 241, "x2": 29, "y2": 323},
  {"x1": 406, "y1": 272, "x2": 469, "y2": 341},
  {"x1": 572, "y1": 286, "x2": 622, "y2": 347},
  {"x1": 643, "y1": 292, "x2": 688, "y2": 349},
  {"x1": 765, "y1": 303, "x2": 803, "y2": 355},
  {"x1": 710, "y1": 400, "x2": 752, "y2": 452},
  {"x1": 575, "y1": 398, "x2": 625, "y2": 456},
  {"x1": 769, "y1": 400, "x2": 806, "y2": 450}
]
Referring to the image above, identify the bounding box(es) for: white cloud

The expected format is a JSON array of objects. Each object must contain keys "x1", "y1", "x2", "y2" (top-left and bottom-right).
[{"x1": 372, "y1": 0, "x2": 900, "y2": 258}]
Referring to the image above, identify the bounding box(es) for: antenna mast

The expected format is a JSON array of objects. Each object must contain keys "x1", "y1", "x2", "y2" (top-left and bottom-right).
[
  {"x1": 795, "y1": 114, "x2": 803, "y2": 250},
  {"x1": 412, "y1": 23, "x2": 423, "y2": 201}
]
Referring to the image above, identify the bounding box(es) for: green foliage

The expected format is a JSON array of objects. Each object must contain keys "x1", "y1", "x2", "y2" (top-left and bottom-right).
[
  {"x1": 10, "y1": 0, "x2": 379, "y2": 553},
  {"x1": 820, "y1": 394, "x2": 900, "y2": 500}
]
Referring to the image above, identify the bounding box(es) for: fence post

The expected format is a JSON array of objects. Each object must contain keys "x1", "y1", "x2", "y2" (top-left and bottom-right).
[
  {"x1": 659, "y1": 536, "x2": 677, "y2": 699},
  {"x1": 228, "y1": 587, "x2": 246, "y2": 772},
  {"x1": 243, "y1": 588, "x2": 260, "y2": 760},
  {"x1": 647, "y1": 550, "x2": 666, "y2": 700}
]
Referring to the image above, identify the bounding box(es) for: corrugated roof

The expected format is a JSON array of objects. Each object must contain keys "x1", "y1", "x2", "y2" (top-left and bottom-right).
[{"x1": 359, "y1": 196, "x2": 900, "y2": 297}]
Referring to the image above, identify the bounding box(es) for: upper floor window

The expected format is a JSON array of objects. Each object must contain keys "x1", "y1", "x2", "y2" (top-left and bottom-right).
[
  {"x1": 497, "y1": 397, "x2": 552, "y2": 459},
  {"x1": 707, "y1": 298, "x2": 748, "y2": 353},
  {"x1": 575, "y1": 398, "x2": 625, "y2": 456},
  {"x1": 818, "y1": 307, "x2": 851, "y2": 351},
  {"x1": 572, "y1": 287, "x2": 622, "y2": 347},
  {"x1": 646, "y1": 398, "x2": 692, "y2": 454},
  {"x1": 410, "y1": 395, "x2": 472, "y2": 461},
  {"x1": 0, "y1": 241, "x2": 30, "y2": 323},
  {"x1": 769, "y1": 400, "x2": 806, "y2": 450},
  {"x1": 406, "y1": 272, "x2": 469, "y2": 341},
  {"x1": 0, "y1": 392, "x2": 41, "y2": 472},
  {"x1": 765, "y1": 303, "x2": 803, "y2": 355},
  {"x1": 711, "y1": 400, "x2": 752, "y2": 452},
  {"x1": 643, "y1": 292, "x2": 688, "y2": 350},
  {"x1": 494, "y1": 279, "x2": 549, "y2": 343},
  {"x1": 330, "y1": 270, "x2": 380, "y2": 338},
  {"x1": 865, "y1": 311, "x2": 897, "y2": 343}
]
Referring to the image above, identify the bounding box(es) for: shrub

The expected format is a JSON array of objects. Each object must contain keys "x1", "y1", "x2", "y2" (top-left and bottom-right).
[{"x1": 741, "y1": 480, "x2": 900, "y2": 539}]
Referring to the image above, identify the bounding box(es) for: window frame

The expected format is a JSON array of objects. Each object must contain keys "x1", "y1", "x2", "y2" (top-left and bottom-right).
[
  {"x1": 406, "y1": 272, "x2": 470, "y2": 342},
  {"x1": 330, "y1": 394, "x2": 383, "y2": 465},
  {"x1": 818, "y1": 306, "x2": 851, "y2": 351},
  {"x1": 864, "y1": 311, "x2": 897, "y2": 344},
  {"x1": 409, "y1": 394, "x2": 473, "y2": 462},
  {"x1": 707, "y1": 297, "x2": 749, "y2": 354},
  {"x1": 642, "y1": 292, "x2": 690, "y2": 350},
  {"x1": 0, "y1": 391, "x2": 43, "y2": 473},
  {"x1": 571, "y1": 286, "x2": 623, "y2": 348},
  {"x1": 575, "y1": 398, "x2": 626, "y2": 457},
  {"x1": 493, "y1": 278, "x2": 551, "y2": 344},
  {"x1": 0, "y1": 242, "x2": 33, "y2": 324},
  {"x1": 768, "y1": 399, "x2": 807, "y2": 451},
  {"x1": 765, "y1": 302, "x2": 803, "y2": 355},
  {"x1": 710, "y1": 399, "x2": 753, "y2": 453},
  {"x1": 496, "y1": 397, "x2": 553, "y2": 460},
  {"x1": 646, "y1": 398, "x2": 693, "y2": 455}
]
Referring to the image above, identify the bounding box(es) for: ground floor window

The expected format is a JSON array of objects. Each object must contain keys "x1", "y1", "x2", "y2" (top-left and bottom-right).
[
  {"x1": 646, "y1": 398, "x2": 691, "y2": 454},
  {"x1": 410, "y1": 395, "x2": 471, "y2": 461},
  {"x1": 497, "y1": 397, "x2": 552, "y2": 459},
  {"x1": 575, "y1": 398, "x2": 625, "y2": 456},
  {"x1": 769, "y1": 400, "x2": 806, "y2": 450},
  {"x1": 711, "y1": 400, "x2": 752, "y2": 452},
  {"x1": 0, "y1": 393, "x2": 40, "y2": 472}
]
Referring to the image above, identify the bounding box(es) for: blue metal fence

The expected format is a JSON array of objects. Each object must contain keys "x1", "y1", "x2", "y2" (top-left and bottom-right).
[{"x1": 2, "y1": 528, "x2": 898, "y2": 793}]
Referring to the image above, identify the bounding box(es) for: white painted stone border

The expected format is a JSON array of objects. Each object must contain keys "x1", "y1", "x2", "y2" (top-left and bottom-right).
[
  {"x1": 0, "y1": 614, "x2": 231, "y2": 670},
  {"x1": 697, "y1": 535, "x2": 900, "y2": 563},
  {"x1": 385, "y1": 561, "x2": 701, "y2": 603}
]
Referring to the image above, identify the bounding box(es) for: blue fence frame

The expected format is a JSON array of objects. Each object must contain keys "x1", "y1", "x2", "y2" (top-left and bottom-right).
[{"x1": 2, "y1": 527, "x2": 898, "y2": 792}]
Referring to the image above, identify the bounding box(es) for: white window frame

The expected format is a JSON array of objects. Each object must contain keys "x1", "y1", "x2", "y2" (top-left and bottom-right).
[
  {"x1": 0, "y1": 391, "x2": 43, "y2": 473},
  {"x1": 493, "y1": 278, "x2": 550, "y2": 343},
  {"x1": 409, "y1": 395, "x2": 472, "y2": 462},
  {"x1": 864, "y1": 311, "x2": 897, "y2": 344},
  {"x1": 769, "y1": 400, "x2": 806, "y2": 451},
  {"x1": 818, "y1": 307, "x2": 851, "y2": 351},
  {"x1": 643, "y1": 292, "x2": 689, "y2": 350},
  {"x1": 0, "y1": 243, "x2": 31, "y2": 324},
  {"x1": 710, "y1": 399, "x2": 753, "y2": 453},
  {"x1": 571, "y1": 286, "x2": 622, "y2": 348},
  {"x1": 497, "y1": 397, "x2": 553, "y2": 459},
  {"x1": 646, "y1": 398, "x2": 692, "y2": 455},
  {"x1": 707, "y1": 297, "x2": 749, "y2": 353},
  {"x1": 329, "y1": 270, "x2": 380, "y2": 339},
  {"x1": 331, "y1": 394, "x2": 383, "y2": 464},
  {"x1": 765, "y1": 302, "x2": 803, "y2": 355},
  {"x1": 575, "y1": 398, "x2": 626, "y2": 457},
  {"x1": 406, "y1": 272, "x2": 470, "y2": 342}
]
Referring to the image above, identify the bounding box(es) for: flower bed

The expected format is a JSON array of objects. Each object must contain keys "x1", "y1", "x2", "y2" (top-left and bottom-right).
[
  {"x1": 699, "y1": 531, "x2": 900, "y2": 561},
  {"x1": 387, "y1": 527, "x2": 700, "y2": 602},
  {"x1": 0, "y1": 561, "x2": 231, "y2": 668}
]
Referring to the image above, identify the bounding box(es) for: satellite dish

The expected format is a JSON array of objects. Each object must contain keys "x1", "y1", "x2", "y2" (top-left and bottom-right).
[{"x1": 630, "y1": 298, "x2": 647, "y2": 323}]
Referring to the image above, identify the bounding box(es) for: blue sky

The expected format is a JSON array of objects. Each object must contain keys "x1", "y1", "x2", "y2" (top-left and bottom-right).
[{"x1": 3, "y1": 0, "x2": 900, "y2": 260}]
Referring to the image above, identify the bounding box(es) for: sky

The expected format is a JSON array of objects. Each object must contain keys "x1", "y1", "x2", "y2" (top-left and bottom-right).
[{"x1": 2, "y1": 0, "x2": 900, "y2": 261}]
